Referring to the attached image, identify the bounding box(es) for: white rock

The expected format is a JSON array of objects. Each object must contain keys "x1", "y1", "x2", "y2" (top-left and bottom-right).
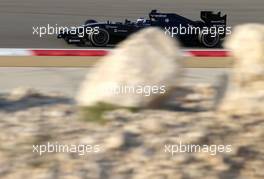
[
  {"x1": 225, "y1": 23, "x2": 264, "y2": 84},
  {"x1": 219, "y1": 23, "x2": 264, "y2": 115},
  {"x1": 104, "y1": 132, "x2": 125, "y2": 150},
  {"x1": 8, "y1": 87, "x2": 40, "y2": 101},
  {"x1": 76, "y1": 27, "x2": 183, "y2": 108},
  {"x1": 140, "y1": 119, "x2": 164, "y2": 133}
]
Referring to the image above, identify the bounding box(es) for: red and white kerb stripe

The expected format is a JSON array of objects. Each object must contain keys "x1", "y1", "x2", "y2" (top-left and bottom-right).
[{"x1": 0, "y1": 49, "x2": 231, "y2": 57}]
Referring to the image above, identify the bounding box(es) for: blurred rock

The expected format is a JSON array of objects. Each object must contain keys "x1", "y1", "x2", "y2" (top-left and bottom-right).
[
  {"x1": 104, "y1": 132, "x2": 126, "y2": 150},
  {"x1": 140, "y1": 118, "x2": 164, "y2": 133},
  {"x1": 6, "y1": 87, "x2": 65, "y2": 102},
  {"x1": 0, "y1": 88, "x2": 264, "y2": 179},
  {"x1": 8, "y1": 87, "x2": 42, "y2": 101},
  {"x1": 219, "y1": 23, "x2": 264, "y2": 115},
  {"x1": 76, "y1": 27, "x2": 183, "y2": 108}
]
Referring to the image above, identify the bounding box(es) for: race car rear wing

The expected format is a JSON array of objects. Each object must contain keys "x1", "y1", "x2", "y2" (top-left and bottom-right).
[{"x1": 200, "y1": 11, "x2": 227, "y2": 25}]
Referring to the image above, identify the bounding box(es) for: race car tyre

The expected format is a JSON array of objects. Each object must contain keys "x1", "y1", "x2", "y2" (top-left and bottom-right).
[
  {"x1": 90, "y1": 28, "x2": 110, "y2": 47},
  {"x1": 198, "y1": 30, "x2": 220, "y2": 48},
  {"x1": 84, "y1": 19, "x2": 97, "y2": 25},
  {"x1": 64, "y1": 37, "x2": 71, "y2": 44}
]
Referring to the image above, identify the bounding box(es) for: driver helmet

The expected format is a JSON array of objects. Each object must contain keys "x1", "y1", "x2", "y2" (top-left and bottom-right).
[{"x1": 136, "y1": 17, "x2": 146, "y2": 24}]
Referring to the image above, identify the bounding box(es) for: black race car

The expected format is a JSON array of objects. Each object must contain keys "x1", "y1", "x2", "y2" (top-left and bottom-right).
[{"x1": 57, "y1": 10, "x2": 227, "y2": 48}]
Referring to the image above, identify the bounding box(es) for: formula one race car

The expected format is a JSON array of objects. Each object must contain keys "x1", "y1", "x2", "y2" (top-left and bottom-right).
[{"x1": 57, "y1": 10, "x2": 227, "y2": 48}]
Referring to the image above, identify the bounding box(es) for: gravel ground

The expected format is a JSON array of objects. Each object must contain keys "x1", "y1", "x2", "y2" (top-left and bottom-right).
[{"x1": 0, "y1": 85, "x2": 263, "y2": 179}]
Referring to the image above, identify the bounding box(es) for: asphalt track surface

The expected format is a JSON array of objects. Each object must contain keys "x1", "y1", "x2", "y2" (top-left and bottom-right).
[
  {"x1": 0, "y1": 68, "x2": 230, "y2": 97},
  {"x1": 0, "y1": 0, "x2": 263, "y2": 48}
]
